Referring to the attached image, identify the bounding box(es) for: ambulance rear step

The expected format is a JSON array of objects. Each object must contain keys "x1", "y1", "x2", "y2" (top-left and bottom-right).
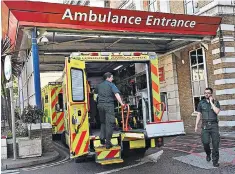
[{"x1": 95, "y1": 146, "x2": 123, "y2": 165}]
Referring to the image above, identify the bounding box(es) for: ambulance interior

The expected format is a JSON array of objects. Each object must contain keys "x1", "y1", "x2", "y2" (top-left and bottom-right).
[{"x1": 83, "y1": 61, "x2": 153, "y2": 135}]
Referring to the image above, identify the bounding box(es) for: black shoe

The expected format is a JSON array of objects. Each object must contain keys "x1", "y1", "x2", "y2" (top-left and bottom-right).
[
  {"x1": 100, "y1": 139, "x2": 105, "y2": 145},
  {"x1": 213, "y1": 162, "x2": 219, "y2": 167},
  {"x1": 106, "y1": 143, "x2": 113, "y2": 149},
  {"x1": 206, "y1": 155, "x2": 211, "y2": 162}
]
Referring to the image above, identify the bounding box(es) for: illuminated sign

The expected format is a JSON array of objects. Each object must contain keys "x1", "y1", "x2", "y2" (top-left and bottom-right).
[{"x1": 62, "y1": 9, "x2": 196, "y2": 28}]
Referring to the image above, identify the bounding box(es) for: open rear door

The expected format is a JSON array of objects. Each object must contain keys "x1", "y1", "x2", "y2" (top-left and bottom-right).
[
  {"x1": 147, "y1": 57, "x2": 185, "y2": 137},
  {"x1": 65, "y1": 58, "x2": 90, "y2": 158}
]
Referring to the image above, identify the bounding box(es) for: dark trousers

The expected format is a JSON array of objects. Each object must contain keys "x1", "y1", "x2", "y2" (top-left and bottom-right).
[
  {"x1": 97, "y1": 103, "x2": 115, "y2": 144},
  {"x1": 201, "y1": 122, "x2": 220, "y2": 163}
]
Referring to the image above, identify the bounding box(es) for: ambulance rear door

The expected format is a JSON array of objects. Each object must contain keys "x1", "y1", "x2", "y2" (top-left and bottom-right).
[{"x1": 65, "y1": 58, "x2": 90, "y2": 158}]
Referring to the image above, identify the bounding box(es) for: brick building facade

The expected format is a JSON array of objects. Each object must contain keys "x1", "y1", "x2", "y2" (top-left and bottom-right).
[{"x1": 109, "y1": 0, "x2": 235, "y2": 130}]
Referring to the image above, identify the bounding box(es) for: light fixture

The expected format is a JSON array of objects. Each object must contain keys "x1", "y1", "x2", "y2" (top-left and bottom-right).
[
  {"x1": 113, "y1": 65, "x2": 123, "y2": 70},
  {"x1": 38, "y1": 36, "x2": 49, "y2": 44}
]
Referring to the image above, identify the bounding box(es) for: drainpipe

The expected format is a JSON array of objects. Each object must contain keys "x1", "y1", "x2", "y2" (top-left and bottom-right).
[{"x1": 31, "y1": 28, "x2": 42, "y2": 109}]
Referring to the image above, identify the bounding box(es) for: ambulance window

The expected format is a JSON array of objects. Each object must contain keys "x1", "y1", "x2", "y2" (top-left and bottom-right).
[
  {"x1": 58, "y1": 93, "x2": 63, "y2": 111},
  {"x1": 71, "y1": 69, "x2": 84, "y2": 101},
  {"x1": 45, "y1": 95, "x2": 48, "y2": 103}
]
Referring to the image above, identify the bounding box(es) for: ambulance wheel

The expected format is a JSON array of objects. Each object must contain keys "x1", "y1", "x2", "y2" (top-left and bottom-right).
[
  {"x1": 121, "y1": 141, "x2": 130, "y2": 158},
  {"x1": 74, "y1": 156, "x2": 87, "y2": 163},
  {"x1": 134, "y1": 148, "x2": 147, "y2": 157},
  {"x1": 61, "y1": 131, "x2": 66, "y2": 146}
]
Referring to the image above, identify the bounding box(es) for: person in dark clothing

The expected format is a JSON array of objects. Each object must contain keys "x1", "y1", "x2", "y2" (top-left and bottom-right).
[
  {"x1": 195, "y1": 87, "x2": 221, "y2": 167},
  {"x1": 95, "y1": 72, "x2": 124, "y2": 149}
]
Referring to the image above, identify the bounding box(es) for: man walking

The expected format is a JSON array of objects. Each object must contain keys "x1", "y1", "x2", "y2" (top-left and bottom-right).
[
  {"x1": 195, "y1": 87, "x2": 221, "y2": 167},
  {"x1": 95, "y1": 72, "x2": 124, "y2": 149}
]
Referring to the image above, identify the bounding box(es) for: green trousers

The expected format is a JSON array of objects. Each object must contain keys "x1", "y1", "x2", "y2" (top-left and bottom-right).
[
  {"x1": 97, "y1": 103, "x2": 115, "y2": 144},
  {"x1": 201, "y1": 122, "x2": 220, "y2": 163}
]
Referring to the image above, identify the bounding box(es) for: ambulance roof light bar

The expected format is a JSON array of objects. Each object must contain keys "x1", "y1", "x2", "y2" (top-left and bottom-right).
[{"x1": 70, "y1": 52, "x2": 157, "y2": 57}]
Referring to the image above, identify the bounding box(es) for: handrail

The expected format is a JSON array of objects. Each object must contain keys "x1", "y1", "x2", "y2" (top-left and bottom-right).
[
  {"x1": 76, "y1": 104, "x2": 87, "y2": 132},
  {"x1": 121, "y1": 104, "x2": 130, "y2": 131},
  {"x1": 156, "y1": 102, "x2": 166, "y2": 122}
]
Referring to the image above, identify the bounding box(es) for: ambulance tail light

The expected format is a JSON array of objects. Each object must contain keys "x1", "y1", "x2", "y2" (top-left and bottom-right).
[
  {"x1": 133, "y1": 52, "x2": 141, "y2": 56},
  {"x1": 90, "y1": 52, "x2": 99, "y2": 56}
]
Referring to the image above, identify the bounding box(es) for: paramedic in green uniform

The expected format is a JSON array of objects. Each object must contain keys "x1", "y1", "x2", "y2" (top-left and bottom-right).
[
  {"x1": 95, "y1": 72, "x2": 125, "y2": 149},
  {"x1": 195, "y1": 87, "x2": 221, "y2": 167}
]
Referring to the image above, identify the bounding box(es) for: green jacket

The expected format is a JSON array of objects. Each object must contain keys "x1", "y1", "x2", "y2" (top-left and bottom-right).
[{"x1": 197, "y1": 99, "x2": 220, "y2": 122}]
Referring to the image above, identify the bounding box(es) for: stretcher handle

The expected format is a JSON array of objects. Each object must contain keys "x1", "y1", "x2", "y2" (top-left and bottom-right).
[
  {"x1": 121, "y1": 104, "x2": 130, "y2": 131},
  {"x1": 155, "y1": 102, "x2": 166, "y2": 122}
]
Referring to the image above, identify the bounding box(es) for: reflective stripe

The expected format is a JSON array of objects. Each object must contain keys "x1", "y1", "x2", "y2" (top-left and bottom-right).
[
  {"x1": 96, "y1": 147, "x2": 121, "y2": 161},
  {"x1": 129, "y1": 140, "x2": 146, "y2": 149},
  {"x1": 150, "y1": 59, "x2": 161, "y2": 122},
  {"x1": 151, "y1": 139, "x2": 156, "y2": 148}
]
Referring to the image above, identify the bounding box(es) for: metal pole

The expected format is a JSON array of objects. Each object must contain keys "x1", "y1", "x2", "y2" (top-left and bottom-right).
[
  {"x1": 31, "y1": 28, "x2": 42, "y2": 109},
  {"x1": 9, "y1": 81, "x2": 17, "y2": 160}
]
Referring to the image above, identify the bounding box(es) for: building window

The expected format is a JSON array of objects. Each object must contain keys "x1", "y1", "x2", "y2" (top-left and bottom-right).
[
  {"x1": 184, "y1": 0, "x2": 199, "y2": 14},
  {"x1": 58, "y1": 93, "x2": 64, "y2": 111},
  {"x1": 160, "y1": 0, "x2": 170, "y2": 13},
  {"x1": 64, "y1": 0, "x2": 90, "y2": 6},
  {"x1": 45, "y1": 95, "x2": 48, "y2": 103},
  {"x1": 148, "y1": 0, "x2": 157, "y2": 12},
  {"x1": 189, "y1": 48, "x2": 207, "y2": 111},
  {"x1": 104, "y1": 0, "x2": 110, "y2": 8}
]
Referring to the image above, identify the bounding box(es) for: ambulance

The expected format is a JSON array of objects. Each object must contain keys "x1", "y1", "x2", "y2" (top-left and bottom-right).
[
  {"x1": 58, "y1": 52, "x2": 185, "y2": 165},
  {"x1": 41, "y1": 82, "x2": 64, "y2": 137}
]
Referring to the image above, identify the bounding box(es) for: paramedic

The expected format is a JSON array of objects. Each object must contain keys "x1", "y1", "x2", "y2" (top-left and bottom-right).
[
  {"x1": 95, "y1": 72, "x2": 125, "y2": 149},
  {"x1": 195, "y1": 87, "x2": 221, "y2": 167}
]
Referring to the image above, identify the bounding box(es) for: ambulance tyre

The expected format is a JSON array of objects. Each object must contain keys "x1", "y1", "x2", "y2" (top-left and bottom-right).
[
  {"x1": 121, "y1": 141, "x2": 130, "y2": 158},
  {"x1": 74, "y1": 156, "x2": 87, "y2": 163},
  {"x1": 61, "y1": 131, "x2": 66, "y2": 146},
  {"x1": 134, "y1": 148, "x2": 147, "y2": 157}
]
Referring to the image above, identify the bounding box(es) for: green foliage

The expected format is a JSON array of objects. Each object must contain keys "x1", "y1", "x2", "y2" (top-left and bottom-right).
[
  {"x1": 21, "y1": 105, "x2": 44, "y2": 124},
  {"x1": 7, "y1": 131, "x2": 12, "y2": 138},
  {"x1": 1, "y1": 36, "x2": 23, "y2": 79},
  {"x1": 44, "y1": 109, "x2": 48, "y2": 117}
]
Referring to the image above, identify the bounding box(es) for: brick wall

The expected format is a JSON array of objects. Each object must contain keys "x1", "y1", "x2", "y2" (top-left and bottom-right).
[
  {"x1": 176, "y1": 49, "x2": 193, "y2": 126},
  {"x1": 109, "y1": 0, "x2": 121, "y2": 9},
  {"x1": 210, "y1": 14, "x2": 235, "y2": 130},
  {"x1": 169, "y1": 0, "x2": 184, "y2": 14},
  {"x1": 198, "y1": 0, "x2": 213, "y2": 8},
  {"x1": 175, "y1": 13, "x2": 235, "y2": 130},
  {"x1": 159, "y1": 54, "x2": 181, "y2": 121},
  {"x1": 30, "y1": 127, "x2": 53, "y2": 153}
]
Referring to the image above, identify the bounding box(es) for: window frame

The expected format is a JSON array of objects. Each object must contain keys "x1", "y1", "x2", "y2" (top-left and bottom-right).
[
  {"x1": 45, "y1": 95, "x2": 48, "y2": 103},
  {"x1": 58, "y1": 93, "x2": 64, "y2": 111},
  {"x1": 148, "y1": 0, "x2": 158, "y2": 12},
  {"x1": 184, "y1": 0, "x2": 199, "y2": 15},
  {"x1": 70, "y1": 68, "x2": 85, "y2": 102},
  {"x1": 189, "y1": 47, "x2": 208, "y2": 112}
]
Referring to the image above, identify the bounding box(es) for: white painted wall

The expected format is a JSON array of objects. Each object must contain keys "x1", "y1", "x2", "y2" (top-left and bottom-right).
[
  {"x1": 90, "y1": 0, "x2": 104, "y2": 7},
  {"x1": 18, "y1": 52, "x2": 36, "y2": 112},
  {"x1": 40, "y1": 72, "x2": 63, "y2": 88}
]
